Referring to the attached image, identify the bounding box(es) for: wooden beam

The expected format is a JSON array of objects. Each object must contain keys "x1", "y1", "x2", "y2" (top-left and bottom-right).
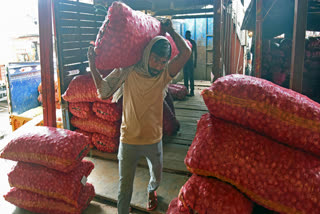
[
  {"x1": 38, "y1": 0, "x2": 56, "y2": 127},
  {"x1": 154, "y1": 8, "x2": 214, "y2": 16},
  {"x1": 213, "y1": 0, "x2": 223, "y2": 81},
  {"x1": 254, "y1": 0, "x2": 262, "y2": 78},
  {"x1": 290, "y1": 0, "x2": 308, "y2": 92}
]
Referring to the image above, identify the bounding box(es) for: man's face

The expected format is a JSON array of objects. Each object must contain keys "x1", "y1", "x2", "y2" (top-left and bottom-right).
[
  {"x1": 148, "y1": 52, "x2": 169, "y2": 77},
  {"x1": 185, "y1": 32, "x2": 191, "y2": 39}
]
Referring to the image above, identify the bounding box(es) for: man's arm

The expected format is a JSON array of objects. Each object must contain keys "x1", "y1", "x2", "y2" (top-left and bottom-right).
[
  {"x1": 87, "y1": 46, "x2": 126, "y2": 100},
  {"x1": 162, "y1": 20, "x2": 191, "y2": 77},
  {"x1": 193, "y1": 40, "x2": 197, "y2": 68}
]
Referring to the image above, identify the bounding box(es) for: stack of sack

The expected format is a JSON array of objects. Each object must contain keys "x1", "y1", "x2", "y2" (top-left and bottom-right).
[
  {"x1": 168, "y1": 74, "x2": 320, "y2": 214},
  {"x1": 62, "y1": 74, "x2": 122, "y2": 153},
  {"x1": 0, "y1": 126, "x2": 95, "y2": 214}
]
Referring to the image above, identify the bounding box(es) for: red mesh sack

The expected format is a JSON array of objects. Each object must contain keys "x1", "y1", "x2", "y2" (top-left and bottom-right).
[
  {"x1": 8, "y1": 160, "x2": 94, "y2": 207},
  {"x1": 69, "y1": 102, "x2": 92, "y2": 119},
  {"x1": 185, "y1": 113, "x2": 320, "y2": 214},
  {"x1": 71, "y1": 114, "x2": 120, "y2": 138},
  {"x1": 75, "y1": 129, "x2": 94, "y2": 148},
  {"x1": 4, "y1": 183, "x2": 95, "y2": 214},
  {"x1": 163, "y1": 99, "x2": 180, "y2": 136},
  {"x1": 0, "y1": 126, "x2": 91, "y2": 173},
  {"x1": 62, "y1": 74, "x2": 113, "y2": 103},
  {"x1": 93, "y1": 101, "x2": 122, "y2": 122},
  {"x1": 202, "y1": 74, "x2": 320, "y2": 157},
  {"x1": 168, "y1": 84, "x2": 188, "y2": 100},
  {"x1": 94, "y1": 2, "x2": 191, "y2": 70},
  {"x1": 92, "y1": 133, "x2": 119, "y2": 153},
  {"x1": 178, "y1": 174, "x2": 253, "y2": 214},
  {"x1": 166, "y1": 198, "x2": 189, "y2": 214}
]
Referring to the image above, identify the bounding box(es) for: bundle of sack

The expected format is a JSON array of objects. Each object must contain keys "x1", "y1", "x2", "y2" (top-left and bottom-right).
[
  {"x1": 167, "y1": 74, "x2": 320, "y2": 214},
  {"x1": 0, "y1": 126, "x2": 95, "y2": 214}
]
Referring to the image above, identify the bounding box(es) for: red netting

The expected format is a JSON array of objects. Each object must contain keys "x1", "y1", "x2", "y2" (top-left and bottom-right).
[
  {"x1": 92, "y1": 101, "x2": 122, "y2": 122},
  {"x1": 0, "y1": 126, "x2": 91, "y2": 173},
  {"x1": 94, "y1": 2, "x2": 191, "y2": 70},
  {"x1": 92, "y1": 133, "x2": 119, "y2": 153},
  {"x1": 202, "y1": 74, "x2": 320, "y2": 157},
  {"x1": 168, "y1": 84, "x2": 188, "y2": 100},
  {"x1": 178, "y1": 174, "x2": 253, "y2": 214},
  {"x1": 69, "y1": 102, "x2": 92, "y2": 119},
  {"x1": 71, "y1": 114, "x2": 120, "y2": 138},
  {"x1": 74, "y1": 129, "x2": 94, "y2": 148},
  {"x1": 8, "y1": 160, "x2": 94, "y2": 207},
  {"x1": 185, "y1": 113, "x2": 320, "y2": 214},
  {"x1": 4, "y1": 183, "x2": 95, "y2": 214},
  {"x1": 62, "y1": 74, "x2": 113, "y2": 103},
  {"x1": 166, "y1": 198, "x2": 189, "y2": 214}
]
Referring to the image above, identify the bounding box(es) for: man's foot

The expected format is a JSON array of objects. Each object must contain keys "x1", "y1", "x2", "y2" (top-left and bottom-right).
[
  {"x1": 147, "y1": 191, "x2": 158, "y2": 211},
  {"x1": 187, "y1": 92, "x2": 194, "y2": 97}
]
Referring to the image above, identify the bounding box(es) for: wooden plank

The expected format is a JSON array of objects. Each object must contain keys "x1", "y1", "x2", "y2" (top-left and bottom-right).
[
  {"x1": 62, "y1": 48, "x2": 87, "y2": 58},
  {"x1": 61, "y1": 41, "x2": 92, "y2": 50},
  {"x1": 58, "y1": 1, "x2": 105, "y2": 15},
  {"x1": 163, "y1": 137, "x2": 193, "y2": 146},
  {"x1": 63, "y1": 55, "x2": 88, "y2": 65},
  {"x1": 290, "y1": 0, "x2": 308, "y2": 92},
  {"x1": 254, "y1": 0, "x2": 263, "y2": 78},
  {"x1": 213, "y1": 0, "x2": 223, "y2": 81},
  {"x1": 60, "y1": 19, "x2": 101, "y2": 28},
  {"x1": 86, "y1": 157, "x2": 189, "y2": 214},
  {"x1": 175, "y1": 108, "x2": 204, "y2": 119},
  {"x1": 59, "y1": 11, "x2": 105, "y2": 22},
  {"x1": 61, "y1": 34, "x2": 97, "y2": 42},
  {"x1": 39, "y1": 0, "x2": 56, "y2": 127},
  {"x1": 59, "y1": 27, "x2": 99, "y2": 35}
]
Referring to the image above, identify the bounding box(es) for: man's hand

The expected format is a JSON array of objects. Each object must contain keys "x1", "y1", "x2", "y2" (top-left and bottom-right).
[
  {"x1": 87, "y1": 46, "x2": 96, "y2": 65},
  {"x1": 160, "y1": 19, "x2": 174, "y2": 34}
]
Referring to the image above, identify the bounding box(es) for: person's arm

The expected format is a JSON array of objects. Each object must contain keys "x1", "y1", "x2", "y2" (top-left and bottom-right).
[
  {"x1": 193, "y1": 40, "x2": 197, "y2": 68},
  {"x1": 162, "y1": 20, "x2": 191, "y2": 77},
  {"x1": 87, "y1": 46, "x2": 127, "y2": 100}
]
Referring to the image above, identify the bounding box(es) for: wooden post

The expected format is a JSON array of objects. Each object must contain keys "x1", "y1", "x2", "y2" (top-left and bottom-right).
[
  {"x1": 254, "y1": 0, "x2": 262, "y2": 78},
  {"x1": 38, "y1": 0, "x2": 56, "y2": 127},
  {"x1": 289, "y1": 0, "x2": 308, "y2": 92},
  {"x1": 213, "y1": 0, "x2": 223, "y2": 81}
]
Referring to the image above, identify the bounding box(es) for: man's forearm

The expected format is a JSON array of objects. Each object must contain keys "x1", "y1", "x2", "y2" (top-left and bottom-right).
[
  {"x1": 168, "y1": 29, "x2": 190, "y2": 58},
  {"x1": 89, "y1": 61, "x2": 102, "y2": 89}
]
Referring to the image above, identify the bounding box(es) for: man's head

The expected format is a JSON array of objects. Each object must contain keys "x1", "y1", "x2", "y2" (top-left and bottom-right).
[
  {"x1": 148, "y1": 39, "x2": 171, "y2": 77},
  {"x1": 185, "y1": 30, "x2": 191, "y2": 39}
]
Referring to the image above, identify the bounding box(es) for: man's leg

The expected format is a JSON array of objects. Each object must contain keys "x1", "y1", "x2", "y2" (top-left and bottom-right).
[
  {"x1": 145, "y1": 141, "x2": 163, "y2": 209},
  {"x1": 190, "y1": 67, "x2": 194, "y2": 96},
  {"x1": 117, "y1": 142, "x2": 140, "y2": 214},
  {"x1": 183, "y1": 68, "x2": 189, "y2": 92}
]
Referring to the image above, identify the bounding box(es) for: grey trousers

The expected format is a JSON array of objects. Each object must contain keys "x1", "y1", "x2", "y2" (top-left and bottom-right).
[{"x1": 117, "y1": 141, "x2": 163, "y2": 214}]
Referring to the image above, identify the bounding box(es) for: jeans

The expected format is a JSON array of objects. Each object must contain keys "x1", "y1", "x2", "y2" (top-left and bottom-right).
[{"x1": 117, "y1": 141, "x2": 163, "y2": 214}]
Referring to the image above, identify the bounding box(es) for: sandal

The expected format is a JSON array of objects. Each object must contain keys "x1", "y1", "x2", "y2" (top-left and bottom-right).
[{"x1": 147, "y1": 191, "x2": 158, "y2": 211}]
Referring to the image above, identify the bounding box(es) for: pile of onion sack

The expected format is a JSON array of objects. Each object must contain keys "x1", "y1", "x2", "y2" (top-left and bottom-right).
[
  {"x1": 0, "y1": 126, "x2": 95, "y2": 214},
  {"x1": 172, "y1": 74, "x2": 320, "y2": 214}
]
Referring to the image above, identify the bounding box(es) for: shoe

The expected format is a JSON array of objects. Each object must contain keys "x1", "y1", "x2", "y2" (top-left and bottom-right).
[{"x1": 147, "y1": 191, "x2": 158, "y2": 211}]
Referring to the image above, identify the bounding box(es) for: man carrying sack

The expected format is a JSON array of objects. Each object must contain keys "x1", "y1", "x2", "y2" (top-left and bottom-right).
[{"x1": 88, "y1": 19, "x2": 191, "y2": 213}]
